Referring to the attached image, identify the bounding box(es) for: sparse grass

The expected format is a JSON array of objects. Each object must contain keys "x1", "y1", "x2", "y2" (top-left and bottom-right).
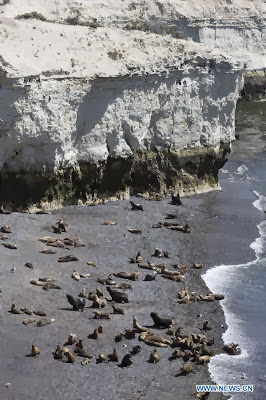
[
  {"x1": 16, "y1": 12, "x2": 47, "y2": 21},
  {"x1": 124, "y1": 19, "x2": 149, "y2": 32},
  {"x1": 65, "y1": 16, "x2": 102, "y2": 28}
]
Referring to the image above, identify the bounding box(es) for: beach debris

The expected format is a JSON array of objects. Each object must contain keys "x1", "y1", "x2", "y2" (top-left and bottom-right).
[
  {"x1": 30, "y1": 280, "x2": 44, "y2": 287},
  {"x1": 87, "y1": 261, "x2": 97, "y2": 267},
  {"x1": 108, "y1": 348, "x2": 119, "y2": 362},
  {"x1": 149, "y1": 349, "x2": 160, "y2": 363},
  {"x1": 223, "y1": 342, "x2": 241, "y2": 355},
  {"x1": 192, "y1": 262, "x2": 203, "y2": 269}
]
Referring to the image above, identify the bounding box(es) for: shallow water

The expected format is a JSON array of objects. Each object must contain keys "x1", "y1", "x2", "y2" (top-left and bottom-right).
[{"x1": 204, "y1": 100, "x2": 266, "y2": 399}]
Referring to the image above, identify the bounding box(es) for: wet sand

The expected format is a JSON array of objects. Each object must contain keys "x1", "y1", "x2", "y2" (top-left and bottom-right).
[{"x1": 0, "y1": 176, "x2": 260, "y2": 400}]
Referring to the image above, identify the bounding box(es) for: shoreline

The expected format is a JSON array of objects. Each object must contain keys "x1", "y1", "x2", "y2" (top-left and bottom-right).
[{"x1": 0, "y1": 165, "x2": 261, "y2": 399}]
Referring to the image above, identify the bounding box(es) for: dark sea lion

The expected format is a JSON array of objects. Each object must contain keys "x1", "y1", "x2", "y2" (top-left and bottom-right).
[
  {"x1": 36, "y1": 318, "x2": 55, "y2": 327},
  {"x1": 144, "y1": 272, "x2": 157, "y2": 281},
  {"x1": 107, "y1": 287, "x2": 129, "y2": 303},
  {"x1": 150, "y1": 312, "x2": 174, "y2": 328},
  {"x1": 129, "y1": 251, "x2": 142, "y2": 264},
  {"x1": 149, "y1": 349, "x2": 160, "y2": 363},
  {"x1": 112, "y1": 305, "x2": 125, "y2": 315},
  {"x1": 115, "y1": 332, "x2": 123, "y2": 342},
  {"x1": 36, "y1": 210, "x2": 50, "y2": 214},
  {"x1": 25, "y1": 262, "x2": 34, "y2": 269},
  {"x1": 1, "y1": 225, "x2": 11, "y2": 233},
  {"x1": 130, "y1": 201, "x2": 143, "y2": 211},
  {"x1": 2, "y1": 242, "x2": 17, "y2": 249},
  {"x1": 131, "y1": 345, "x2": 142, "y2": 355},
  {"x1": 53, "y1": 345, "x2": 64, "y2": 360},
  {"x1": 74, "y1": 348, "x2": 92, "y2": 358},
  {"x1": 33, "y1": 310, "x2": 46, "y2": 317},
  {"x1": 57, "y1": 218, "x2": 68, "y2": 232},
  {"x1": 96, "y1": 353, "x2": 106, "y2": 363},
  {"x1": 213, "y1": 294, "x2": 225, "y2": 300},
  {"x1": 124, "y1": 329, "x2": 136, "y2": 340},
  {"x1": 0, "y1": 205, "x2": 11, "y2": 214},
  {"x1": 108, "y1": 348, "x2": 119, "y2": 362},
  {"x1": 58, "y1": 255, "x2": 78, "y2": 262},
  {"x1": 171, "y1": 193, "x2": 182, "y2": 206},
  {"x1": 223, "y1": 342, "x2": 241, "y2": 355},
  {"x1": 88, "y1": 328, "x2": 100, "y2": 339},
  {"x1": 51, "y1": 225, "x2": 62, "y2": 234},
  {"x1": 121, "y1": 353, "x2": 133, "y2": 367},
  {"x1": 128, "y1": 228, "x2": 142, "y2": 234},
  {"x1": 202, "y1": 320, "x2": 213, "y2": 331},
  {"x1": 66, "y1": 295, "x2": 86, "y2": 311}
]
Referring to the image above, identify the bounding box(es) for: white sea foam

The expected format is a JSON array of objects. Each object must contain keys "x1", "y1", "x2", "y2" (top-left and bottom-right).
[{"x1": 235, "y1": 163, "x2": 248, "y2": 175}]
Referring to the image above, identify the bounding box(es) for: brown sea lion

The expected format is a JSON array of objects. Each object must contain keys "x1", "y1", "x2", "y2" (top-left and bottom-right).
[
  {"x1": 36, "y1": 318, "x2": 55, "y2": 327},
  {"x1": 31, "y1": 345, "x2": 40, "y2": 356},
  {"x1": 42, "y1": 283, "x2": 62, "y2": 291},
  {"x1": 87, "y1": 261, "x2": 97, "y2": 267},
  {"x1": 115, "y1": 332, "x2": 123, "y2": 342},
  {"x1": 90, "y1": 294, "x2": 106, "y2": 309},
  {"x1": 57, "y1": 219, "x2": 68, "y2": 232},
  {"x1": 112, "y1": 305, "x2": 125, "y2": 315},
  {"x1": 74, "y1": 348, "x2": 92, "y2": 359},
  {"x1": 108, "y1": 348, "x2": 119, "y2": 362},
  {"x1": 93, "y1": 311, "x2": 110, "y2": 319},
  {"x1": 106, "y1": 287, "x2": 129, "y2": 303},
  {"x1": 58, "y1": 255, "x2": 78, "y2": 263},
  {"x1": 192, "y1": 262, "x2": 203, "y2": 269},
  {"x1": 67, "y1": 334, "x2": 77, "y2": 345},
  {"x1": 149, "y1": 349, "x2": 160, "y2": 363},
  {"x1": 30, "y1": 279, "x2": 44, "y2": 287},
  {"x1": 203, "y1": 320, "x2": 213, "y2": 331},
  {"x1": 177, "y1": 295, "x2": 190, "y2": 304},
  {"x1": 133, "y1": 316, "x2": 149, "y2": 333},
  {"x1": 1, "y1": 225, "x2": 11, "y2": 233},
  {"x1": 39, "y1": 248, "x2": 57, "y2": 254},
  {"x1": 131, "y1": 345, "x2": 142, "y2": 355},
  {"x1": 23, "y1": 318, "x2": 36, "y2": 326},
  {"x1": 180, "y1": 363, "x2": 193, "y2": 375},
  {"x1": 64, "y1": 350, "x2": 76, "y2": 363},
  {"x1": 128, "y1": 228, "x2": 142, "y2": 234},
  {"x1": 51, "y1": 225, "x2": 62, "y2": 234},
  {"x1": 194, "y1": 352, "x2": 211, "y2": 364},
  {"x1": 33, "y1": 310, "x2": 46, "y2": 317},
  {"x1": 150, "y1": 312, "x2": 174, "y2": 328},
  {"x1": 10, "y1": 303, "x2": 22, "y2": 314},
  {"x1": 53, "y1": 345, "x2": 64, "y2": 360},
  {"x1": 96, "y1": 353, "x2": 106, "y2": 363},
  {"x1": 139, "y1": 332, "x2": 171, "y2": 347},
  {"x1": 2, "y1": 242, "x2": 17, "y2": 250},
  {"x1": 88, "y1": 327, "x2": 100, "y2": 339},
  {"x1": 195, "y1": 393, "x2": 210, "y2": 399},
  {"x1": 171, "y1": 349, "x2": 183, "y2": 359},
  {"x1": 0, "y1": 234, "x2": 8, "y2": 240},
  {"x1": 0, "y1": 205, "x2": 11, "y2": 214}
]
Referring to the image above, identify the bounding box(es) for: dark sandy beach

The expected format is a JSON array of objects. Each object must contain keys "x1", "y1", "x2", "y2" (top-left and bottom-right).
[{"x1": 0, "y1": 164, "x2": 261, "y2": 400}]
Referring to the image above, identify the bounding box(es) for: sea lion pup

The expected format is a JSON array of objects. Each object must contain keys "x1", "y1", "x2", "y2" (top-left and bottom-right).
[
  {"x1": 192, "y1": 262, "x2": 203, "y2": 269},
  {"x1": 56, "y1": 218, "x2": 68, "y2": 232},
  {"x1": 170, "y1": 349, "x2": 183, "y2": 360},
  {"x1": 1, "y1": 225, "x2": 11, "y2": 233},
  {"x1": 195, "y1": 392, "x2": 210, "y2": 400},
  {"x1": 183, "y1": 350, "x2": 193, "y2": 362},
  {"x1": 74, "y1": 347, "x2": 92, "y2": 359},
  {"x1": 51, "y1": 225, "x2": 62, "y2": 234},
  {"x1": 31, "y1": 345, "x2": 40, "y2": 357},
  {"x1": 106, "y1": 287, "x2": 129, "y2": 303},
  {"x1": 0, "y1": 205, "x2": 11, "y2": 214},
  {"x1": 88, "y1": 326, "x2": 103, "y2": 339},
  {"x1": 121, "y1": 353, "x2": 133, "y2": 367},
  {"x1": 23, "y1": 318, "x2": 36, "y2": 326},
  {"x1": 144, "y1": 272, "x2": 157, "y2": 281},
  {"x1": 87, "y1": 261, "x2": 97, "y2": 267},
  {"x1": 21, "y1": 308, "x2": 33, "y2": 315},
  {"x1": 30, "y1": 279, "x2": 44, "y2": 287},
  {"x1": 10, "y1": 302, "x2": 22, "y2": 314},
  {"x1": 43, "y1": 282, "x2": 62, "y2": 291},
  {"x1": 36, "y1": 318, "x2": 55, "y2": 327},
  {"x1": 115, "y1": 332, "x2": 123, "y2": 342},
  {"x1": 33, "y1": 310, "x2": 46, "y2": 317},
  {"x1": 93, "y1": 311, "x2": 110, "y2": 320},
  {"x1": 224, "y1": 342, "x2": 241, "y2": 355},
  {"x1": 96, "y1": 353, "x2": 106, "y2": 363},
  {"x1": 201, "y1": 343, "x2": 215, "y2": 356},
  {"x1": 130, "y1": 201, "x2": 143, "y2": 211},
  {"x1": 202, "y1": 320, "x2": 213, "y2": 331},
  {"x1": 152, "y1": 248, "x2": 164, "y2": 258},
  {"x1": 199, "y1": 294, "x2": 215, "y2": 302},
  {"x1": 177, "y1": 295, "x2": 190, "y2": 304},
  {"x1": 2, "y1": 242, "x2": 17, "y2": 249},
  {"x1": 124, "y1": 329, "x2": 136, "y2": 340},
  {"x1": 149, "y1": 349, "x2": 160, "y2": 363},
  {"x1": 129, "y1": 251, "x2": 142, "y2": 264},
  {"x1": 102, "y1": 220, "x2": 117, "y2": 225},
  {"x1": 71, "y1": 271, "x2": 80, "y2": 281},
  {"x1": 178, "y1": 287, "x2": 189, "y2": 299},
  {"x1": 66, "y1": 295, "x2": 86, "y2": 312},
  {"x1": 67, "y1": 334, "x2": 77, "y2": 345},
  {"x1": 150, "y1": 312, "x2": 174, "y2": 328},
  {"x1": 25, "y1": 262, "x2": 34, "y2": 269},
  {"x1": 133, "y1": 316, "x2": 150, "y2": 333},
  {"x1": 213, "y1": 293, "x2": 225, "y2": 300},
  {"x1": 171, "y1": 193, "x2": 182, "y2": 206},
  {"x1": 113, "y1": 270, "x2": 140, "y2": 281},
  {"x1": 64, "y1": 349, "x2": 76, "y2": 363},
  {"x1": 112, "y1": 305, "x2": 125, "y2": 315},
  {"x1": 39, "y1": 248, "x2": 57, "y2": 254},
  {"x1": 108, "y1": 348, "x2": 119, "y2": 362},
  {"x1": 139, "y1": 332, "x2": 171, "y2": 347},
  {"x1": 131, "y1": 345, "x2": 142, "y2": 355},
  {"x1": 79, "y1": 288, "x2": 89, "y2": 299},
  {"x1": 165, "y1": 213, "x2": 178, "y2": 219},
  {"x1": 112, "y1": 282, "x2": 133, "y2": 290},
  {"x1": 96, "y1": 287, "x2": 104, "y2": 297},
  {"x1": 58, "y1": 255, "x2": 78, "y2": 263},
  {"x1": 180, "y1": 363, "x2": 193, "y2": 375},
  {"x1": 53, "y1": 345, "x2": 64, "y2": 360}
]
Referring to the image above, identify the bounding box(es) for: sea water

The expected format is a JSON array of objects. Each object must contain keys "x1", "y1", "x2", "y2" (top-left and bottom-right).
[{"x1": 203, "y1": 100, "x2": 266, "y2": 400}]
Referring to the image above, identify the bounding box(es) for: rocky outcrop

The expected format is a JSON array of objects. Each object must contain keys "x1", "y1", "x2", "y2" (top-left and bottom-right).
[{"x1": 0, "y1": 1, "x2": 250, "y2": 208}]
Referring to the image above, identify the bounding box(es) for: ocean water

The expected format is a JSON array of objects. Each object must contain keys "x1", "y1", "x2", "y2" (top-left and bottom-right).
[{"x1": 203, "y1": 100, "x2": 266, "y2": 399}]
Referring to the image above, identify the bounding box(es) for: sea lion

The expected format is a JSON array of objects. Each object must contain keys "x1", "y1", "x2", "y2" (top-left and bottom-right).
[
  {"x1": 36, "y1": 318, "x2": 55, "y2": 327},
  {"x1": 130, "y1": 201, "x2": 143, "y2": 211},
  {"x1": 112, "y1": 305, "x2": 125, "y2": 315},
  {"x1": 106, "y1": 287, "x2": 129, "y2": 303},
  {"x1": 87, "y1": 262, "x2": 97, "y2": 267},
  {"x1": 64, "y1": 349, "x2": 76, "y2": 363},
  {"x1": 23, "y1": 318, "x2": 36, "y2": 326},
  {"x1": 199, "y1": 294, "x2": 215, "y2": 302},
  {"x1": 33, "y1": 310, "x2": 46, "y2": 317},
  {"x1": 25, "y1": 262, "x2": 34, "y2": 269},
  {"x1": 152, "y1": 248, "x2": 164, "y2": 258},
  {"x1": 160, "y1": 266, "x2": 184, "y2": 277},
  {"x1": 165, "y1": 213, "x2": 177, "y2": 219},
  {"x1": 1, "y1": 225, "x2": 11, "y2": 233},
  {"x1": 76, "y1": 339, "x2": 83, "y2": 349},
  {"x1": 192, "y1": 262, "x2": 203, "y2": 269},
  {"x1": 31, "y1": 345, "x2": 40, "y2": 357},
  {"x1": 0, "y1": 205, "x2": 11, "y2": 214},
  {"x1": 133, "y1": 316, "x2": 149, "y2": 333},
  {"x1": 172, "y1": 264, "x2": 188, "y2": 274},
  {"x1": 183, "y1": 350, "x2": 193, "y2": 362},
  {"x1": 150, "y1": 312, "x2": 174, "y2": 328},
  {"x1": 177, "y1": 295, "x2": 190, "y2": 304},
  {"x1": 53, "y1": 345, "x2": 64, "y2": 360},
  {"x1": 10, "y1": 303, "x2": 22, "y2": 314},
  {"x1": 195, "y1": 393, "x2": 210, "y2": 399},
  {"x1": 121, "y1": 353, "x2": 133, "y2": 367},
  {"x1": 96, "y1": 353, "x2": 106, "y2": 363},
  {"x1": 102, "y1": 220, "x2": 117, "y2": 225},
  {"x1": 194, "y1": 352, "x2": 211, "y2": 365},
  {"x1": 128, "y1": 228, "x2": 142, "y2": 234},
  {"x1": 47, "y1": 240, "x2": 69, "y2": 249},
  {"x1": 39, "y1": 237, "x2": 57, "y2": 243},
  {"x1": 51, "y1": 225, "x2": 62, "y2": 234},
  {"x1": 57, "y1": 218, "x2": 68, "y2": 232},
  {"x1": 129, "y1": 251, "x2": 142, "y2": 264},
  {"x1": 58, "y1": 255, "x2": 78, "y2": 262},
  {"x1": 39, "y1": 248, "x2": 57, "y2": 254},
  {"x1": 0, "y1": 234, "x2": 8, "y2": 240},
  {"x1": 36, "y1": 210, "x2": 50, "y2": 214},
  {"x1": 124, "y1": 329, "x2": 136, "y2": 340},
  {"x1": 180, "y1": 363, "x2": 193, "y2": 375},
  {"x1": 66, "y1": 295, "x2": 86, "y2": 312},
  {"x1": 171, "y1": 193, "x2": 182, "y2": 206},
  {"x1": 167, "y1": 224, "x2": 190, "y2": 233},
  {"x1": 149, "y1": 349, "x2": 160, "y2": 363},
  {"x1": 139, "y1": 332, "x2": 171, "y2": 347},
  {"x1": 21, "y1": 308, "x2": 33, "y2": 315},
  {"x1": 30, "y1": 279, "x2": 44, "y2": 287},
  {"x1": 131, "y1": 345, "x2": 142, "y2": 355},
  {"x1": 2, "y1": 242, "x2": 17, "y2": 250},
  {"x1": 171, "y1": 349, "x2": 182, "y2": 359},
  {"x1": 144, "y1": 272, "x2": 157, "y2": 281},
  {"x1": 162, "y1": 273, "x2": 185, "y2": 282},
  {"x1": 93, "y1": 311, "x2": 110, "y2": 319},
  {"x1": 201, "y1": 343, "x2": 215, "y2": 356},
  {"x1": 72, "y1": 271, "x2": 80, "y2": 281},
  {"x1": 96, "y1": 288, "x2": 104, "y2": 297},
  {"x1": 113, "y1": 270, "x2": 140, "y2": 281},
  {"x1": 108, "y1": 348, "x2": 119, "y2": 362},
  {"x1": 115, "y1": 332, "x2": 123, "y2": 342},
  {"x1": 202, "y1": 320, "x2": 213, "y2": 331},
  {"x1": 67, "y1": 334, "x2": 77, "y2": 345},
  {"x1": 90, "y1": 294, "x2": 106, "y2": 308},
  {"x1": 42, "y1": 283, "x2": 62, "y2": 291}
]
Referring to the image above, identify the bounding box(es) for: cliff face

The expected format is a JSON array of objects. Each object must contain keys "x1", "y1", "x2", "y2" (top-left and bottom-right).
[{"x1": 0, "y1": 1, "x2": 255, "y2": 207}]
